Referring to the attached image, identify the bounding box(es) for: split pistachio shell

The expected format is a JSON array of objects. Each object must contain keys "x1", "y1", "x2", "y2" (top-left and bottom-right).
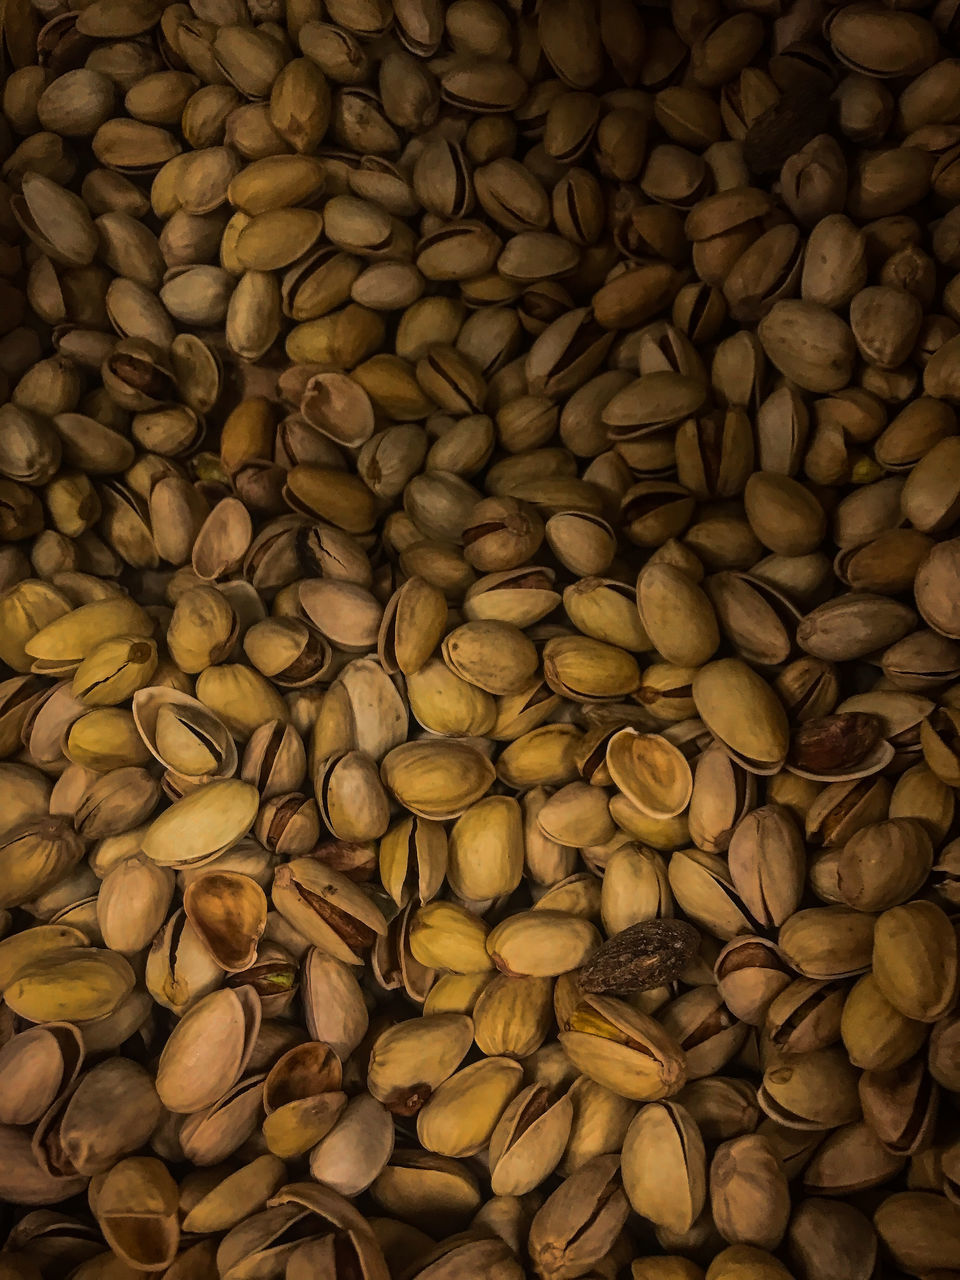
[
  {"x1": 141, "y1": 780, "x2": 259, "y2": 868},
  {"x1": 0, "y1": 1021, "x2": 84, "y2": 1125},
  {"x1": 559, "y1": 995, "x2": 687, "y2": 1101},
  {"x1": 3, "y1": 948, "x2": 134, "y2": 1023},
  {"x1": 155, "y1": 986, "x2": 260, "y2": 1114},
  {"x1": 271, "y1": 858, "x2": 387, "y2": 965},
  {"x1": 488, "y1": 1082, "x2": 574, "y2": 1195},
  {"x1": 622, "y1": 1102, "x2": 707, "y2": 1234}
]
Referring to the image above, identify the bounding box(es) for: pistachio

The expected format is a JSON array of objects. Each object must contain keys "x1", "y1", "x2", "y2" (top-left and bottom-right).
[{"x1": 4, "y1": 0, "x2": 960, "y2": 1267}]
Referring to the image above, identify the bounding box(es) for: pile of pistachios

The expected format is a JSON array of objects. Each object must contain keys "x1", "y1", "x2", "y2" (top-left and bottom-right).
[{"x1": 4, "y1": 0, "x2": 960, "y2": 1275}]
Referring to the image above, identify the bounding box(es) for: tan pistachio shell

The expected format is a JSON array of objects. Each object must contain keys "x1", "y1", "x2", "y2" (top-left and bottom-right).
[
  {"x1": 132, "y1": 686, "x2": 237, "y2": 779},
  {"x1": 606, "y1": 729, "x2": 694, "y2": 820},
  {"x1": 183, "y1": 871, "x2": 268, "y2": 972},
  {"x1": 0, "y1": 1021, "x2": 84, "y2": 1125},
  {"x1": 141, "y1": 780, "x2": 259, "y2": 868},
  {"x1": 155, "y1": 985, "x2": 261, "y2": 1114}
]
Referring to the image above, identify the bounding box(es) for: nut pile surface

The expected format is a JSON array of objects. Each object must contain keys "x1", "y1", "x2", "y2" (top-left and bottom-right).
[{"x1": 3, "y1": 0, "x2": 960, "y2": 1276}]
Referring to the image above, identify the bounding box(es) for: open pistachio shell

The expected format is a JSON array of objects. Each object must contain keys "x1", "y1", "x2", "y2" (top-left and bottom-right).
[
  {"x1": 132, "y1": 686, "x2": 237, "y2": 780},
  {"x1": 155, "y1": 985, "x2": 261, "y2": 1114},
  {"x1": 141, "y1": 780, "x2": 259, "y2": 868},
  {"x1": 606, "y1": 729, "x2": 693, "y2": 819},
  {"x1": 183, "y1": 871, "x2": 268, "y2": 973}
]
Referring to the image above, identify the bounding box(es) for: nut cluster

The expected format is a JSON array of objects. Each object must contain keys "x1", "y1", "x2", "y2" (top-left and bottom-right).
[{"x1": 2, "y1": 0, "x2": 960, "y2": 1277}]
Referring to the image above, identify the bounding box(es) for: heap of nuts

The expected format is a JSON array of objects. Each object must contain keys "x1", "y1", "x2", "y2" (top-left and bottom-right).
[{"x1": 3, "y1": 0, "x2": 960, "y2": 1276}]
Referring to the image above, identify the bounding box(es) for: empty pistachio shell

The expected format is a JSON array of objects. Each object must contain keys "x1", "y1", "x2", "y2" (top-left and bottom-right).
[{"x1": 183, "y1": 872, "x2": 268, "y2": 972}]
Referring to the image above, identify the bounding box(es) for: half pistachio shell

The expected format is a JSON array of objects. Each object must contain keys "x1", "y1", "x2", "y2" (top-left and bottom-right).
[
  {"x1": 183, "y1": 871, "x2": 268, "y2": 972},
  {"x1": 606, "y1": 729, "x2": 693, "y2": 819}
]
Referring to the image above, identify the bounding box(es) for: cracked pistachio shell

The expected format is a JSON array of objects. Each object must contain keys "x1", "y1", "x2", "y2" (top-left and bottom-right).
[
  {"x1": 381, "y1": 740, "x2": 496, "y2": 819},
  {"x1": 141, "y1": 780, "x2": 259, "y2": 868},
  {"x1": 155, "y1": 985, "x2": 260, "y2": 1114},
  {"x1": 72, "y1": 636, "x2": 158, "y2": 705},
  {"x1": 622, "y1": 1101, "x2": 706, "y2": 1234},
  {"x1": 487, "y1": 911, "x2": 600, "y2": 977},
  {"x1": 309, "y1": 1093, "x2": 395, "y2": 1197},
  {"x1": 133, "y1": 687, "x2": 237, "y2": 779},
  {"x1": 527, "y1": 1154, "x2": 630, "y2": 1280},
  {"x1": 637, "y1": 564, "x2": 719, "y2": 667},
  {"x1": 726, "y1": 805, "x2": 805, "y2": 929},
  {"x1": 778, "y1": 907, "x2": 876, "y2": 980},
  {"x1": 488, "y1": 1083, "x2": 574, "y2": 1195},
  {"x1": 367, "y1": 1014, "x2": 474, "y2": 1116},
  {"x1": 184, "y1": 871, "x2": 268, "y2": 972},
  {"x1": 606, "y1": 729, "x2": 693, "y2": 820},
  {"x1": 379, "y1": 815, "x2": 448, "y2": 909},
  {"x1": 473, "y1": 973, "x2": 554, "y2": 1058},
  {"x1": 3, "y1": 947, "x2": 134, "y2": 1024},
  {"x1": 872, "y1": 899, "x2": 959, "y2": 1021},
  {"x1": 271, "y1": 859, "x2": 387, "y2": 965},
  {"x1": 447, "y1": 795, "x2": 524, "y2": 902},
  {"x1": 94, "y1": 1157, "x2": 179, "y2": 1272},
  {"x1": 0, "y1": 1021, "x2": 84, "y2": 1125},
  {"x1": 667, "y1": 849, "x2": 753, "y2": 942},
  {"x1": 181, "y1": 1155, "x2": 287, "y2": 1235},
  {"x1": 705, "y1": 1246, "x2": 793, "y2": 1280},
  {"x1": 409, "y1": 901, "x2": 493, "y2": 974},
  {"x1": 314, "y1": 751, "x2": 391, "y2": 843},
  {"x1": 417, "y1": 1056, "x2": 523, "y2": 1157},
  {"x1": 559, "y1": 995, "x2": 687, "y2": 1101},
  {"x1": 25, "y1": 596, "x2": 153, "y2": 675},
  {"x1": 145, "y1": 909, "x2": 223, "y2": 1017},
  {"x1": 693, "y1": 659, "x2": 790, "y2": 775},
  {"x1": 0, "y1": 1122, "x2": 88, "y2": 1207}
]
